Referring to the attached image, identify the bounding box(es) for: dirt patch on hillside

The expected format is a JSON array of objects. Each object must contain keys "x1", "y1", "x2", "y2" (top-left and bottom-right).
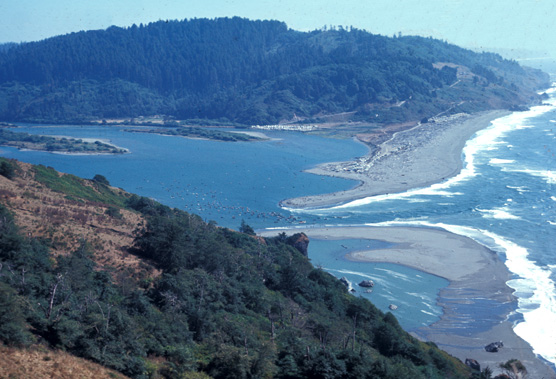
[
  {"x1": 0, "y1": 161, "x2": 160, "y2": 282},
  {"x1": 0, "y1": 344, "x2": 130, "y2": 379}
]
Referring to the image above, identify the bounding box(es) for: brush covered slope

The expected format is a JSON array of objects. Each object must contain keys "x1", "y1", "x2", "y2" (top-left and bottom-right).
[
  {"x1": 0, "y1": 17, "x2": 549, "y2": 126},
  {"x1": 0, "y1": 158, "x2": 473, "y2": 378}
]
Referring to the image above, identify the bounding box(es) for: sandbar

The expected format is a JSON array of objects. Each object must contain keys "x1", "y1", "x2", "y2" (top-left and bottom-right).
[
  {"x1": 281, "y1": 110, "x2": 510, "y2": 209},
  {"x1": 259, "y1": 226, "x2": 556, "y2": 378}
]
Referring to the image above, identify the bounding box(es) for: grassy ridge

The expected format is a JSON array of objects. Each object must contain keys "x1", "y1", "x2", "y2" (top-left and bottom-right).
[{"x1": 32, "y1": 164, "x2": 128, "y2": 206}]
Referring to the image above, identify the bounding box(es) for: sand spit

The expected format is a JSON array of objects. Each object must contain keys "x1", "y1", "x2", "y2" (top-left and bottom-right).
[{"x1": 281, "y1": 110, "x2": 510, "y2": 209}]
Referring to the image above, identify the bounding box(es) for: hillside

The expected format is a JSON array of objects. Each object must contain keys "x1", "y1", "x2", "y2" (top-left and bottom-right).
[
  {"x1": 0, "y1": 17, "x2": 550, "y2": 126},
  {"x1": 0, "y1": 344, "x2": 130, "y2": 379},
  {"x1": 0, "y1": 158, "x2": 477, "y2": 378}
]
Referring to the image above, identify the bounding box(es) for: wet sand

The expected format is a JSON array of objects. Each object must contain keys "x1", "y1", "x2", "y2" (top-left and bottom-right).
[
  {"x1": 281, "y1": 110, "x2": 510, "y2": 209},
  {"x1": 259, "y1": 226, "x2": 555, "y2": 377}
]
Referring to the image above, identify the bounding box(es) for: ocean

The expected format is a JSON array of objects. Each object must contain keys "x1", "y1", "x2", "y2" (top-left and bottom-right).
[{"x1": 1, "y1": 85, "x2": 555, "y2": 367}]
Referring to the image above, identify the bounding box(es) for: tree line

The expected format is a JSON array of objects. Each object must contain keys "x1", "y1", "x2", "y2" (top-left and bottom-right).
[{"x1": 0, "y1": 17, "x2": 548, "y2": 125}]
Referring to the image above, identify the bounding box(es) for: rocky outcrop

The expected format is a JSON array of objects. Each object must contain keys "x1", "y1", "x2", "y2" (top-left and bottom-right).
[
  {"x1": 286, "y1": 233, "x2": 309, "y2": 256},
  {"x1": 465, "y1": 358, "x2": 481, "y2": 371},
  {"x1": 339, "y1": 277, "x2": 350, "y2": 287}
]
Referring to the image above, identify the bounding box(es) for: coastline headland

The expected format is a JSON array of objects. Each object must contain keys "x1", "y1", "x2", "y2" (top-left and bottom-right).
[
  {"x1": 259, "y1": 226, "x2": 556, "y2": 378},
  {"x1": 280, "y1": 110, "x2": 510, "y2": 210}
]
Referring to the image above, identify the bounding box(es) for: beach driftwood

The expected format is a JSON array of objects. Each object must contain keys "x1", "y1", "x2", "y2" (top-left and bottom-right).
[{"x1": 485, "y1": 341, "x2": 504, "y2": 353}]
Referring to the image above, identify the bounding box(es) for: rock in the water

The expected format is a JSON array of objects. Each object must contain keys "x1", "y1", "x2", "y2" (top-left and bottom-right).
[
  {"x1": 358, "y1": 280, "x2": 374, "y2": 288},
  {"x1": 485, "y1": 341, "x2": 503, "y2": 353},
  {"x1": 389, "y1": 304, "x2": 398, "y2": 310},
  {"x1": 465, "y1": 358, "x2": 481, "y2": 371}
]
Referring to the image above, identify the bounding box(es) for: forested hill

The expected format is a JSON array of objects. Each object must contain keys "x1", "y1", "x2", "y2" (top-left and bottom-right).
[
  {"x1": 0, "y1": 17, "x2": 550, "y2": 125},
  {"x1": 0, "y1": 158, "x2": 475, "y2": 378}
]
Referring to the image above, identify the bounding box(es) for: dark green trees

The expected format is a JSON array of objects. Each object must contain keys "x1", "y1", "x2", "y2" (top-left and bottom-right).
[{"x1": 0, "y1": 18, "x2": 547, "y2": 124}]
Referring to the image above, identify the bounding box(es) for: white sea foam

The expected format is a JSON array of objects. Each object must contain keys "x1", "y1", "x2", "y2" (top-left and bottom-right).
[
  {"x1": 374, "y1": 267, "x2": 412, "y2": 282},
  {"x1": 476, "y1": 207, "x2": 521, "y2": 220},
  {"x1": 407, "y1": 198, "x2": 430, "y2": 203},
  {"x1": 545, "y1": 85, "x2": 556, "y2": 95},
  {"x1": 489, "y1": 158, "x2": 515, "y2": 165},
  {"x1": 481, "y1": 231, "x2": 556, "y2": 366},
  {"x1": 507, "y1": 185, "x2": 530, "y2": 193},
  {"x1": 516, "y1": 124, "x2": 535, "y2": 129},
  {"x1": 329, "y1": 269, "x2": 371, "y2": 278}
]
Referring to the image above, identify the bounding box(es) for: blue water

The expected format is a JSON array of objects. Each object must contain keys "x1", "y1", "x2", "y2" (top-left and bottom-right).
[
  {"x1": 1, "y1": 126, "x2": 366, "y2": 229},
  {"x1": 309, "y1": 238, "x2": 447, "y2": 328},
  {"x1": 2, "y1": 85, "x2": 555, "y2": 365}
]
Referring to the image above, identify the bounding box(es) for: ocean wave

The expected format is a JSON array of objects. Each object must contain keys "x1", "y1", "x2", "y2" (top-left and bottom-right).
[
  {"x1": 406, "y1": 198, "x2": 430, "y2": 203},
  {"x1": 544, "y1": 84, "x2": 556, "y2": 96},
  {"x1": 507, "y1": 185, "x2": 530, "y2": 193},
  {"x1": 489, "y1": 158, "x2": 515, "y2": 165},
  {"x1": 503, "y1": 168, "x2": 556, "y2": 184},
  {"x1": 373, "y1": 267, "x2": 412, "y2": 282},
  {"x1": 326, "y1": 268, "x2": 374, "y2": 280},
  {"x1": 476, "y1": 207, "x2": 521, "y2": 220},
  {"x1": 407, "y1": 292, "x2": 434, "y2": 302},
  {"x1": 480, "y1": 231, "x2": 556, "y2": 366}
]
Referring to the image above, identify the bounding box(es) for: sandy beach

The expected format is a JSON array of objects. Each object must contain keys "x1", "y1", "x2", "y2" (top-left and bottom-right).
[
  {"x1": 281, "y1": 110, "x2": 510, "y2": 209},
  {"x1": 260, "y1": 226, "x2": 555, "y2": 377}
]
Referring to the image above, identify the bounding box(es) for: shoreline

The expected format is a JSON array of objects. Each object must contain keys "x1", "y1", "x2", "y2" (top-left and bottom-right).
[
  {"x1": 259, "y1": 226, "x2": 556, "y2": 378},
  {"x1": 280, "y1": 110, "x2": 510, "y2": 210}
]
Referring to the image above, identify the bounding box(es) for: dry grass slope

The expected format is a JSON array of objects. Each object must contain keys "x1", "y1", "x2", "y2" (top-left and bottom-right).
[
  {"x1": 0, "y1": 160, "x2": 160, "y2": 284},
  {"x1": 0, "y1": 345, "x2": 130, "y2": 379}
]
